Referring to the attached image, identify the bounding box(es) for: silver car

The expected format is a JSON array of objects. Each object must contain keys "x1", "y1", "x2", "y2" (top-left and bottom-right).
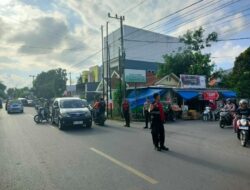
[{"x1": 7, "y1": 100, "x2": 24, "y2": 114}]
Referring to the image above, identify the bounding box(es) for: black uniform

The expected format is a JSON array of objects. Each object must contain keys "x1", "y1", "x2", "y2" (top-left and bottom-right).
[
  {"x1": 150, "y1": 101, "x2": 165, "y2": 148},
  {"x1": 236, "y1": 108, "x2": 250, "y2": 117}
]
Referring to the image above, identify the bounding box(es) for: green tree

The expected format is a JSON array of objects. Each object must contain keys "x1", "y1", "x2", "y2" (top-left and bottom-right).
[
  {"x1": 6, "y1": 87, "x2": 31, "y2": 99},
  {"x1": 0, "y1": 81, "x2": 7, "y2": 99},
  {"x1": 158, "y1": 27, "x2": 217, "y2": 79},
  {"x1": 33, "y1": 68, "x2": 67, "y2": 99},
  {"x1": 222, "y1": 47, "x2": 250, "y2": 98}
]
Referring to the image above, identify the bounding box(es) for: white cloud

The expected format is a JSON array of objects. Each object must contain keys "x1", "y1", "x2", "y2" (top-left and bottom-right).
[
  {"x1": 211, "y1": 41, "x2": 248, "y2": 69},
  {"x1": 0, "y1": 0, "x2": 249, "y2": 88}
]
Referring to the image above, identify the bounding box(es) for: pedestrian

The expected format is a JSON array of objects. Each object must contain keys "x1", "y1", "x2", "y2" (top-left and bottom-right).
[
  {"x1": 122, "y1": 99, "x2": 130, "y2": 127},
  {"x1": 150, "y1": 93, "x2": 169, "y2": 151},
  {"x1": 143, "y1": 97, "x2": 151, "y2": 129}
]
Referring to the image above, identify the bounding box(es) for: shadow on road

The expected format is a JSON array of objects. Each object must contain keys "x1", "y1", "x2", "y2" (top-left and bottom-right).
[
  {"x1": 61, "y1": 125, "x2": 110, "y2": 136},
  {"x1": 165, "y1": 150, "x2": 250, "y2": 179}
]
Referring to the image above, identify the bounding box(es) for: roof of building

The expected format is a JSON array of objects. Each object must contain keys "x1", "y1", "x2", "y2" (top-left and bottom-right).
[{"x1": 155, "y1": 73, "x2": 180, "y2": 85}]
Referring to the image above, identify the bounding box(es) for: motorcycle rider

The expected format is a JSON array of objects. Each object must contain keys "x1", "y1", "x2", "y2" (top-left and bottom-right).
[
  {"x1": 235, "y1": 99, "x2": 250, "y2": 133},
  {"x1": 150, "y1": 93, "x2": 169, "y2": 151},
  {"x1": 93, "y1": 99, "x2": 100, "y2": 119},
  {"x1": 122, "y1": 99, "x2": 130, "y2": 127},
  {"x1": 99, "y1": 98, "x2": 106, "y2": 116},
  {"x1": 208, "y1": 100, "x2": 217, "y2": 120},
  {"x1": 223, "y1": 98, "x2": 236, "y2": 113}
]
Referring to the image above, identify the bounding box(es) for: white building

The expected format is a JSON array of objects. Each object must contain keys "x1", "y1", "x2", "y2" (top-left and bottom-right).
[{"x1": 103, "y1": 25, "x2": 184, "y2": 77}]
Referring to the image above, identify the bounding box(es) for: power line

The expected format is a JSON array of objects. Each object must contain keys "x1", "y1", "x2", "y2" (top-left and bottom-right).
[
  {"x1": 69, "y1": 0, "x2": 204, "y2": 69},
  {"x1": 148, "y1": 0, "x2": 218, "y2": 32},
  {"x1": 121, "y1": 0, "x2": 147, "y2": 14},
  {"x1": 159, "y1": 0, "x2": 242, "y2": 34}
]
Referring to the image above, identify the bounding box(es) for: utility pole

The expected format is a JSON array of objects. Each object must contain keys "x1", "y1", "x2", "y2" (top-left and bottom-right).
[
  {"x1": 29, "y1": 75, "x2": 35, "y2": 87},
  {"x1": 108, "y1": 13, "x2": 126, "y2": 99},
  {"x1": 69, "y1": 72, "x2": 72, "y2": 86},
  {"x1": 108, "y1": 44, "x2": 112, "y2": 118},
  {"x1": 101, "y1": 25, "x2": 105, "y2": 99},
  {"x1": 106, "y1": 21, "x2": 109, "y2": 119}
]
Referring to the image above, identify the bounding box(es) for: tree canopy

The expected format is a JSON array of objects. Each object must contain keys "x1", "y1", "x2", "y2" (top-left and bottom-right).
[
  {"x1": 7, "y1": 87, "x2": 31, "y2": 99},
  {"x1": 0, "y1": 81, "x2": 7, "y2": 99},
  {"x1": 158, "y1": 27, "x2": 217, "y2": 79},
  {"x1": 33, "y1": 68, "x2": 67, "y2": 99},
  {"x1": 221, "y1": 47, "x2": 250, "y2": 98}
]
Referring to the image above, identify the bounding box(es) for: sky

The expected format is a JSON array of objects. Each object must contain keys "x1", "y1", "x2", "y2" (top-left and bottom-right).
[{"x1": 0, "y1": 0, "x2": 249, "y2": 88}]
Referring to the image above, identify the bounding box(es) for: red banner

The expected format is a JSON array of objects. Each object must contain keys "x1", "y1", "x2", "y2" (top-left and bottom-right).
[{"x1": 203, "y1": 91, "x2": 219, "y2": 101}]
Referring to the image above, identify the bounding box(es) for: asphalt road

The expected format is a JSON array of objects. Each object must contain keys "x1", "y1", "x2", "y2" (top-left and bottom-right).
[{"x1": 0, "y1": 107, "x2": 250, "y2": 190}]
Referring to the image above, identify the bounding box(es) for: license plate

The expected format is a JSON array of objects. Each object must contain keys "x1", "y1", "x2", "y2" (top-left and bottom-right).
[
  {"x1": 239, "y1": 126, "x2": 249, "y2": 130},
  {"x1": 73, "y1": 121, "x2": 83, "y2": 125}
]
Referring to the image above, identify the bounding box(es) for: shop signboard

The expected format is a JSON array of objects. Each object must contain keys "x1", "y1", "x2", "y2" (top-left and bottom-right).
[
  {"x1": 203, "y1": 91, "x2": 220, "y2": 101},
  {"x1": 180, "y1": 74, "x2": 206, "y2": 88},
  {"x1": 125, "y1": 69, "x2": 146, "y2": 83}
]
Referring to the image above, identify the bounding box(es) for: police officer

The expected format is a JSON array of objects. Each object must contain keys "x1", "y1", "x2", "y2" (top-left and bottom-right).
[
  {"x1": 143, "y1": 97, "x2": 151, "y2": 129},
  {"x1": 150, "y1": 93, "x2": 169, "y2": 151},
  {"x1": 122, "y1": 99, "x2": 130, "y2": 127}
]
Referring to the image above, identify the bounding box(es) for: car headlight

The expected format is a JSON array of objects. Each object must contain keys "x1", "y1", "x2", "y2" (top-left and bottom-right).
[
  {"x1": 85, "y1": 112, "x2": 91, "y2": 118},
  {"x1": 240, "y1": 119, "x2": 247, "y2": 126},
  {"x1": 60, "y1": 113, "x2": 71, "y2": 118}
]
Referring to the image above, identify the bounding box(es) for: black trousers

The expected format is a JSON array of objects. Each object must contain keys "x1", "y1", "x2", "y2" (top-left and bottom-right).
[
  {"x1": 123, "y1": 111, "x2": 130, "y2": 127},
  {"x1": 144, "y1": 110, "x2": 150, "y2": 128},
  {"x1": 151, "y1": 121, "x2": 165, "y2": 148}
]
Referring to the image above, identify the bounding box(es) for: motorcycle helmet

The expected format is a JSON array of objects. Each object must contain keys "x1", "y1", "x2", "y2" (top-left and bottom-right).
[
  {"x1": 239, "y1": 99, "x2": 248, "y2": 106},
  {"x1": 226, "y1": 98, "x2": 231, "y2": 104}
]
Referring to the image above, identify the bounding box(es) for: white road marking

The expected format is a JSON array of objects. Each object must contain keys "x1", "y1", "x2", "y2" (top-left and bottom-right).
[{"x1": 90, "y1": 147, "x2": 158, "y2": 185}]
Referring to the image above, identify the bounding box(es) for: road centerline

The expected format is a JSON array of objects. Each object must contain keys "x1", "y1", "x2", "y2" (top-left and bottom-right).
[{"x1": 90, "y1": 147, "x2": 158, "y2": 185}]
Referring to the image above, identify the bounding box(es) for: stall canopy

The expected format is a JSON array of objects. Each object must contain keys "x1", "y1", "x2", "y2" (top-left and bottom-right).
[
  {"x1": 221, "y1": 91, "x2": 237, "y2": 98},
  {"x1": 175, "y1": 90, "x2": 199, "y2": 100},
  {"x1": 127, "y1": 88, "x2": 165, "y2": 109}
]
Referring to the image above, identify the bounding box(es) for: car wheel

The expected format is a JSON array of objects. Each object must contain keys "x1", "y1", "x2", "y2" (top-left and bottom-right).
[
  {"x1": 58, "y1": 119, "x2": 65, "y2": 130},
  {"x1": 86, "y1": 121, "x2": 92, "y2": 128},
  {"x1": 51, "y1": 116, "x2": 55, "y2": 125}
]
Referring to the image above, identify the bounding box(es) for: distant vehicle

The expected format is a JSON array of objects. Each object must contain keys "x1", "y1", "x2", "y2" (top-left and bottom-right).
[
  {"x1": 7, "y1": 99, "x2": 24, "y2": 114},
  {"x1": 18, "y1": 98, "x2": 28, "y2": 106},
  {"x1": 51, "y1": 97, "x2": 92, "y2": 130},
  {"x1": 0, "y1": 99, "x2": 2, "y2": 109},
  {"x1": 27, "y1": 99, "x2": 34, "y2": 107}
]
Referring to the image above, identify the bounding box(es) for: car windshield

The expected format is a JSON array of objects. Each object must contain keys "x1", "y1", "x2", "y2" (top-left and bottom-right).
[
  {"x1": 60, "y1": 99, "x2": 85, "y2": 109},
  {"x1": 10, "y1": 100, "x2": 22, "y2": 104}
]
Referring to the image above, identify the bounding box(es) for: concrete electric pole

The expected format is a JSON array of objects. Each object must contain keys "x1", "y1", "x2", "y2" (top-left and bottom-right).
[{"x1": 107, "y1": 13, "x2": 126, "y2": 100}]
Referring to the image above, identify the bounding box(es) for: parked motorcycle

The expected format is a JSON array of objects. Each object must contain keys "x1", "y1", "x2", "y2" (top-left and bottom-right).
[
  {"x1": 237, "y1": 115, "x2": 250, "y2": 147},
  {"x1": 203, "y1": 107, "x2": 212, "y2": 121},
  {"x1": 34, "y1": 107, "x2": 51, "y2": 124},
  {"x1": 219, "y1": 111, "x2": 233, "y2": 128}
]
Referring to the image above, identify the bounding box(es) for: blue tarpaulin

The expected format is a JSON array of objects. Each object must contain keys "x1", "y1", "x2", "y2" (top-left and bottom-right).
[
  {"x1": 221, "y1": 91, "x2": 237, "y2": 98},
  {"x1": 127, "y1": 88, "x2": 164, "y2": 109},
  {"x1": 175, "y1": 91, "x2": 199, "y2": 100}
]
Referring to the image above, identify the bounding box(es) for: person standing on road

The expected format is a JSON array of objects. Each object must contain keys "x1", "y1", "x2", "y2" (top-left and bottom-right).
[
  {"x1": 122, "y1": 99, "x2": 130, "y2": 127},
  {"x1": 150, "y1": 93, "x2": 169, "y2": 151},
  {"x1": 143, "y1": 97, "x2": 151, "y2": 129}
]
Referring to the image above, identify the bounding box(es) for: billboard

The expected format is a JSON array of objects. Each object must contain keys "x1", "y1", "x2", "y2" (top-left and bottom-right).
[
  {"x1": 125, "y1": 69, "x2": 146, "y2": 83},
  {"x1": 180, "y1": 75, "x2": 206, "y2": 88}
]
